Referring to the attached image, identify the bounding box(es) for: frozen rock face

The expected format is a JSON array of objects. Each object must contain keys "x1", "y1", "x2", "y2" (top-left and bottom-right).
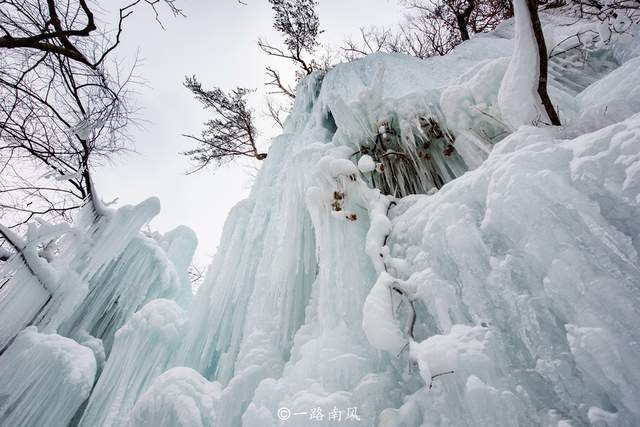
[
  {"x1": 177, "y1": 17, "x2": 640, "y2": 426},
  {"x1": 0, "y1": 244, "x2": 51, "y2": 351},
  {"x1": 0, "y1": 327, "x2": 96, "y2": 427}
]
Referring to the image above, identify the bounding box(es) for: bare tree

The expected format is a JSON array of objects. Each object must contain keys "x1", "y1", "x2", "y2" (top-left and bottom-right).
[
  {"x1": 264, "y1": 96, "x2": 287, "y2": 129},
  {"x1": 258, "y1": 0, "x2": 322, "y2": 98},
  {"x1": 182, "y1": 76, "x2": 266, "y2": 172},
  {"x1": 402, "y1": 0, "x2": 513, "y2": 51},
  {"x1": 411, "y1": 0, "x2": 477, "y2": 41},
  {"x1": 341, "y1": 27, "x2": 404, "y2": 60},
  {"x1": 525, "y1": 0, "x2": 561, "y2": 125},
  {"x1": 342, "y1": 0, "x2": 512, "y2": 61},
  {"x1": 264, "y1": 66, "x2": 296, "y2": 99},
  {"x1": 0, "y1": 0, "x2": 182, "y2": 68},
  {"x1": 341, "y1": 21, "x2": 452, "y2": 60},
  {"x1": 0, "y1": 41, "x2": 133, "y2": 229},
  {"x1": 0, "y1": 0, "x2": 181, "y2": 235},
  {"x1": 559, "y1": 0, "x2": 640, "y2": 25},
  {"x1": 403, "y1": 13, "x2": 458, "y2": 56}
]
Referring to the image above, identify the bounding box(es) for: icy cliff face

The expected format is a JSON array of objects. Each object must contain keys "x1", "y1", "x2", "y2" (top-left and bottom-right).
[
  {"x1": 1, "y1": 12, "x2": 640, "y2": 427},
  {"x1": 0, "y1": 199, "x2": 196, "y2": 426},
  {"x1": 380, "y1": 117, "x2": 640, "y2": 426},
  {"x1": 158, "y1": 17, "x2": 638, "y2": 427},
  {"x1": 169, "y1": 16, "x2": 639, "y2": 427}
]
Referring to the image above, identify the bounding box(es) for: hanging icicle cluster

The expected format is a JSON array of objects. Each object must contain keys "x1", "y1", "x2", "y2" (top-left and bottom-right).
[{"x1": 354, "y1": 107, "x2": 469, "y2": 198}]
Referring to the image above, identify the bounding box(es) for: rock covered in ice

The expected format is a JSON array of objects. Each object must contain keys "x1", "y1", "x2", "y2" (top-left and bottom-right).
[
  {"x1": 363, "y1": 190, "x2": 393, "y2": 274},
  {"x1": 0, "y1": 327, "x2": 96, "y2": 427},
  {"x1": 166, "y1": 24, "x2": 640, "y2": 426},
  {"x1": 441, "y1": 58, "x2": 509, "y2": 137},
  {"x1": 0, "y1": 222, "x2": 84, "y2": 348},
  {"x1": 0, "y1": 197, "x2": 166, "y2": 353},
  {"x1": 0, "y1": 256, "x2": 50, "y2": 351},
  {"x1": 159, "y1": 225, "x2": 198, "y2": 274}
]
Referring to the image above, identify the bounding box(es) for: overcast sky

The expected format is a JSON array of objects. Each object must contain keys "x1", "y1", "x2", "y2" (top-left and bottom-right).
[{"x1": 95, "y1": 0, "x2": 404, "y2": 264}]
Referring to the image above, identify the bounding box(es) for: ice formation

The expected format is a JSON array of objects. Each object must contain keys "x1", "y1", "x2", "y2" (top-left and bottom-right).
[
  {"x1": 129, "y1": 367, "x2": 222, "y2": 427},
  {"x1": 79, "y1": 299, "x2": 187, "y2": 426},
  {"x1": 0, "y1": 197, "x2": 196, "y2": 426},
  {"x1": 0, "y1": 327, "x2": 96, "y2": 427},
  {"x1": 497, "y1": 0, "x2": 549, "y2": 129},
  {"x1": 1, "y1": 7, "x2": 640, "y2": 427}
]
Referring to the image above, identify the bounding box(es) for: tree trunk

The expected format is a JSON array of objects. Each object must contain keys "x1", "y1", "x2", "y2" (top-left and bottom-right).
[
  {"x1": 525, "y1": 0, "x2": 561, "y2": 125},
  {"x1": 455, "y1": 0, "x2": 476, "y2": 41},
  {"x1": 456, "y1": 15, "x2": 471, "y2": 40}
]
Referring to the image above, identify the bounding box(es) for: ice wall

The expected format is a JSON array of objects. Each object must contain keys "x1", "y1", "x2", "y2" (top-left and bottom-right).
[
  {"x1": 60, "y1": 226, "x2": 195, "y2": 354},
  {"x1": 0, "y1": 198, "x2": 161, "y2": 351},
  {"x1": 380, "y1": 114, "x2": 640, "y2": 426},
  {"x1": 0, "y1": 198, "x2": 196, "y2": 426},
  {"x1": 166, "y1": 14, "x2": 640, "y2": 427}
]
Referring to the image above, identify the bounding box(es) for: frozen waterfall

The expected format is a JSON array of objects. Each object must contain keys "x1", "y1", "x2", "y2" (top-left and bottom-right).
[{"x1": 1, "y1": 12, "x2": 640, "y2": 427}]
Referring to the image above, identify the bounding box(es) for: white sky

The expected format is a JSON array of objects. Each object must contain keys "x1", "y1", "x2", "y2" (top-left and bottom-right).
[{"x1": 95, "y1": 0, "x2": 404, "y2": 265}]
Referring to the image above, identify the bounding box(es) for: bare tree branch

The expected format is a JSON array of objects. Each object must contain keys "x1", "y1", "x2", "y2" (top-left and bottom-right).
[
  {"x1": 181, "y1": 76, "x2": 266, "y2": 173},
  {"x1": 526, "y1": 0, "x2": 561, "y2": 125},
  {"x1": 259, "y1": 0, "x2": 321, "y2": 98},
  {"x1": 0, "y1": 1, "x2": 180, "y2": 229},
  {"x1": 264, "y1": 66, "x2": 295, "y2": 99},
  {"x1": 0, "y1": 0, "x2": 183, "y2": 68},
  {"x1": 264, "y1": 96, "x2": 287, "y2": 129}
]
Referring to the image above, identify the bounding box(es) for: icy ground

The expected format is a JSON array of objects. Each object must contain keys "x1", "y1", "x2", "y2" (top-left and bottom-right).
[{"x1": 1, "y1": 10, "x2": 640, "y2": 427}]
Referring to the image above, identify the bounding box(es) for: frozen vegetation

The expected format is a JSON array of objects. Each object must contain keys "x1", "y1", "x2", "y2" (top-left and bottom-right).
[{"x1": 1, "y1": 6, "x2": 640, "y2": 427}]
